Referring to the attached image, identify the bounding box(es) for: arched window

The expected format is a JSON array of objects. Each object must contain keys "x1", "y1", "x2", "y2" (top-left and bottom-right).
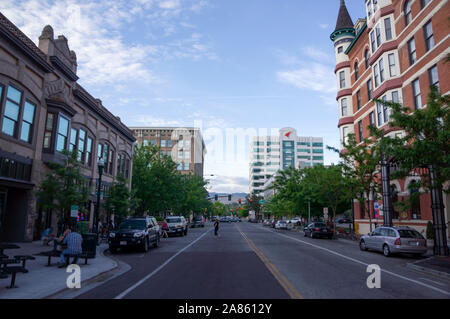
[
  {"x1": 404, "y1": 0, "x2": 412, "y2": 26},
  {"x1": 365, "y1": 50, "x2": 370, "y2": 69},
  {"x1": 409, "y1": 180, "x2": 421, "y2": 219},
  {"x1": 354, "y1": 62, "x2": 359, "y2": 81}
]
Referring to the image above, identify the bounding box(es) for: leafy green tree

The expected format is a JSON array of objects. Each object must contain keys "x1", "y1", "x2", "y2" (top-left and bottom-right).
[
  {"x1": 212, "y1": 202, "x2": 228, "y2": 216},
  {"x1": 177, "y1": 174, "x2": 210, "y2": 217},
  {"x1": 104, "y1": 176, "x2": 140, "y2": 220},
  {"x1": 37, "y1": 150, "x2": 90, "y2": 234}
]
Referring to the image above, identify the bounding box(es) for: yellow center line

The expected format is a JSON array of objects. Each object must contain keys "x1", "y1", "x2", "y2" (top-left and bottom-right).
[{"x1": 236, "y1": 225, "x2": 303, "y2": 299}]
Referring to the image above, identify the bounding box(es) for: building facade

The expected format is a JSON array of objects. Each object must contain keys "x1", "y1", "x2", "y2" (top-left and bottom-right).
[
  {"x1": 0, "y1": 14, "x2": 135, "y2": 242},
  {"x1": 131, "y1": 127, "x2": 206, "y2": 177},
  {"x1": 331, "y1": 0, "x2": 450, "y2": 236},
  {"x1": 249, "y1": 128, "x2": 324, "y2": 195}
]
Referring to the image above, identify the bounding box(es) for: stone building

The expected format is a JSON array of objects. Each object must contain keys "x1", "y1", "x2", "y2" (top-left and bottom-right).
[
  {"x1": 0, "y1": 13, "x2": 135, "y2": 241},
  {"x1": 131, "y1": 127, "x2": 206, "y2": 177},
  {"x1": 331, "y1": 0, "x2": 449, "y2": 237}
]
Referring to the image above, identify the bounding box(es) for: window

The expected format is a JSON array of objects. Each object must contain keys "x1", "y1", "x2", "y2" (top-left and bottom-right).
[
  {"x1": 185, "y1": 140, "x2": 191, "y2": 149},
  {"x1": 408, "y1": 38, "x2": 416, "y2": 65},
  {"x1": 178, "y1": 140, "x2": 183, "y2": 148},
  {"x1": 357, "y1": 90, "x2": 361, "y2": 110},
  {"x1": 375, "y1": 25, "x2": 381, "y2": 47},
  {"x1": 367, "y1": 1, "x2": 373, "y2": 18},
  {"x1": 382, "y1": 96, "x2": 389, "y2": 123},
  {"x1": 377, "y1": 102, "x2": 383, "y2": 126},
  {"x1": 365, "y1": 50, "x2": 370, "y2": 69},
  {"x1": 374, "y1": 64, "x2": 380, "y2": 87},
  {"x1": 388, "y1": 53, "x2": 396, "y2": 77},
  {"x1": 379, "y1": 58, "x2": 385, "y2": 83},
  {"x1": 369, "y1": 111, "x2": 375, "y2": 126},
  {"x1": 44, "y1": 113, "x2": 54, "y2": 149},
  {"x1": 150, "y1": 139, "x2": 155, "y2": 146},
  {"x1": 358, "y1": 121, "x2": 363, "y2": 142},
  {"x1": 86, "y1": 137, "x2": 93, "y2": 167},
  {"x1": 370, "y1": 31, "x2": 376, "y2": 53},
  {"x1": 342, "y1": 127, "x2": 348, "y2": 143},
  {"x1": 177, "y1": 163, "x2": 182, "y2": 171},
  {"x1": 184, "y1": 163, "x2": 189, "y2": 171},
  {"x1": 69, "y1": 128, "x2": 77, "y2": 152},
  {"x1": 423, "y1": 20, "x2": 434, "y2": 51},
  {"x1": 384, "y1": 18, "x2": 392, "y2": 41},
  {"x1": 161, "y1": 140, "x2": 166, "y2": 147},
  {"x1": 168, "y1": 140, "x2": 173, "y2": 147},
  {"x1": 428, "y1": 65, "x2": 439, "y2": 92},
  {"x1": 78, "y1": 129, "x2": 86, "y2": 162},
  {"x1": 373, "y1": 0, "x2": 378, "y2": 12},
  {"x1": 178, "y1": 150, "x2": 183, "y2": 158},
  {"x1": 404, "y1": 0, "x2": 412, "y2": 26},
  {"x1": 312, "y1": 142, "x2": 323, "y2": 147},
  {"x1": 421, "y1": 0, "x2": 430, "y2": 8},
  {"x1": 2, "y1": 86, "x2": 22, "y2": 137},
  {"x1": 354, "y1": 62, "x2": 359, "y2": 81},
  {"x1": 339, "y1": 71, "x2": 345, "y2": 88},
  {"x1": 312, "y1": 149, "x2": 323, "y2": 154},
  {"x1": 338, "y1": 46, "x2": 343, "y2": 53},
  {"x1": 412, "y1": 79, "x2": 422, "y2": 109},
  {"x1": 56, "y1": 116, "x2": 69, "y2": 152},
  {"x1": 367, "y1": 79, "x2": 373, "y2": 100},
  {"x1": 392, "y1": 91, "x2": 399, "y2": 103},
  {"x1": 20, "y1": 101, "x2": 35, "y2": 143},
  {"x1": 184, "y1": 152, "x2": 190, "y2": 160},
  {"x1": 341, "y1": 98, "x2": 348, "y2": 116}
]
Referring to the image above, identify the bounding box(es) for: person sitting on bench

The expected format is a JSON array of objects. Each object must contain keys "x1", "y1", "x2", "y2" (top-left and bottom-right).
[
  {"x1": 41, "y1": 227, "x2": 55, "y2": 246},
  {"x1": 57, "y1": 226, "x2": 82, "y2": 268}
]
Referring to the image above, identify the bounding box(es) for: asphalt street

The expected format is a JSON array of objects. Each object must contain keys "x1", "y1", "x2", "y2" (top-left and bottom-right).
[{"x1": 77, "y1": 222, "x2": 450, "y2": 299}]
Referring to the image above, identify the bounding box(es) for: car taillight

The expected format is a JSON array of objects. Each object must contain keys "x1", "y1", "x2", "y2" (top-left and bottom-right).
[
  {"x1": 394, "y1": 238, "x2": 401, "y2": 245},
  {"x1": 315, "y1": 228, "x2": 320, "y2": 231}
]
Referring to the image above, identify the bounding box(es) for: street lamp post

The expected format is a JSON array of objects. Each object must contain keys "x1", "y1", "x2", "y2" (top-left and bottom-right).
[
  {"x1": 308, "y1": 196, "x2": 311, "y2": 224},
  {"x1": 94, "y1": 158, "x2": 105, "y2": 240}
]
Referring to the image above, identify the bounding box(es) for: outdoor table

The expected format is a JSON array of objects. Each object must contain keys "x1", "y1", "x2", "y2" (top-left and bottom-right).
[{"x1": 0, "y1": 243, "x2": 20, "y2": 257}]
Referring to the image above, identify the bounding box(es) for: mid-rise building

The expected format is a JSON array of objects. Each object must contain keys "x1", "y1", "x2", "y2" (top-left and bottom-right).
[
  {"x1": 249, "y1": 128, "x2": 324, "y2": 195},
  {"x1": 331, "y1": 0, "x2": 450, "y2": 237},
  {"x1": 131, "y1": 127, "x2": 206, "y2": 177},
  {"x1": 0, "y1": 14, "x2": 135, "y2": 241}
]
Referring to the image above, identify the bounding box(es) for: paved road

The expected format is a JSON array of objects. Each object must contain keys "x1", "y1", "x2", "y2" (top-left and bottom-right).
[{"x1": 77, "y1": 222, "x2": 450, "y2": 299}]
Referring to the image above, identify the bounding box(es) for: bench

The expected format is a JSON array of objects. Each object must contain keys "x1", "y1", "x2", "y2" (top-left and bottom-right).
[
  {"x1": 3, "y1": 266, "x2": 28, "y2": 288},
  {"x1": 35, "y1": 250, "x2": 61, "y2": 266},
  {"x1": 13, "y1": 255, "x2": 36, "y2": 268}
]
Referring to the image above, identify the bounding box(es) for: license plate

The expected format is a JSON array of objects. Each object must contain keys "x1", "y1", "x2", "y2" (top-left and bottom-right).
[
  {"x1": 120, "y1": 241, "x2": 127, "y2": 246},
  {"x1": 409, "y1": 241, "x2": 418, "y2": 246}
]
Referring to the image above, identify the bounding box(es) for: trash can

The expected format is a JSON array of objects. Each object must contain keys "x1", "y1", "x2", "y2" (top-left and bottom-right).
[
  {"x1": 78, "y1": 221, "x2": 89, "y2": 234},
  {"x1": 82, "y1": 233, "x2": 97, "y2": 259}
]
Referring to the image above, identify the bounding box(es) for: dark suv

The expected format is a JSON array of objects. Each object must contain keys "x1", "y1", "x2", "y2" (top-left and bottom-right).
[{"x1": 109, "y1": 217, "x2": 160, "y2": 253}]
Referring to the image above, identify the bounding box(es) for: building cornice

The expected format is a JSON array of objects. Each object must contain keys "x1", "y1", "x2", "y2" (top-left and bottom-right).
[
  {"x1": 373, "y1": 78, "x2": 403, "y2": 99},
  {"x1": 369, "y1": 40, "x2": 398, "y2": 65},
  {"x1": 338, "y1": 116, "x2": 354, "y2": 128},
  {"x1": 335, "y1": 61, "x2": 351, "y2": 74},
  {"x1": 73, "y1": 88, "x2": 136, "y2": 143},
  {"x1": 49, "y1": 56, "x2": 79, "y2": 82},
  {"x1": 46, "y1": 98, "x2": 76, "y2": 117}
]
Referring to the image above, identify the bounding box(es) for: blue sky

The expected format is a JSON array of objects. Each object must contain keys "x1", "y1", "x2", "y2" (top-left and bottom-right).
[{"x1": 1, "y1": 0, "x2": 366, "y2": 193}]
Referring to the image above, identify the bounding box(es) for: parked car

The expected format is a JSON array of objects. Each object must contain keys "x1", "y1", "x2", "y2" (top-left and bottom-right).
[
  {"x1": 303, "y1": 222, "x2": 334, "y2": 239},
  {"x1": 109, "y1": 217, "x2": 160, "y2": 253},
  {"x1": 359, "y1": 226, "x2": 427, "y2": 257},
  {"x1": 270, "y1": 219, "x2": 277, "y2": 228},
  {"x1": 289, "y1": 218, "x2": 301, "y2": 225},
  {"x1": 263, "y1": 219, "x2": 272, "y2": 226},
  {"x1": 191, "y1": 216, "x2": 205, "y2": 228},
  {"x1": 165, "y1": 216, "x2": 188, "y2": 236},
  {"x1": 275, "y1": 220, "x2": 289, "y2": 230},
  {"x1": 231, "y1": 217, "x2": 241, "y2": 222},
  {"x1": 147, "y1": 216, "x2": 161, "y2": 236}
]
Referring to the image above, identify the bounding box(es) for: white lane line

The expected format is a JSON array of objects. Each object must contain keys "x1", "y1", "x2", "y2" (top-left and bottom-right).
[
  {"x1": 260, "y1": 227, "x2": 450, "y2": 296},
  {"x1": 114, "y1": 229, "x2": 212, "y2": 299}
]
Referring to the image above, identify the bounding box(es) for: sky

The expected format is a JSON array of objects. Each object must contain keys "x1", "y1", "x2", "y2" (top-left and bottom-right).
[{"x1": 0, "y1": 0, "x2": 366, "y2": 193}]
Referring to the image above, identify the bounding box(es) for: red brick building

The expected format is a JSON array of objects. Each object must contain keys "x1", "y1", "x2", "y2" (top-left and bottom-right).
[{"x1": 331, "y1": 0, "x2": 450, "y2": 237}]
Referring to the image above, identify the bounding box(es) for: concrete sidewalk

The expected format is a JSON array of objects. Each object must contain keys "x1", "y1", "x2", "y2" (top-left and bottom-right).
[
  {"x1": 0, "y1": 241, "x2": 117, "y2": 299},
  {"x1": 407, "y1": 256, "x2": 450, "y2": 279}
]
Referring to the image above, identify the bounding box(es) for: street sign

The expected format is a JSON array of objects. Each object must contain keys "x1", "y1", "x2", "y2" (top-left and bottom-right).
[
  {"x1": 259, "y1": 200, "x2": 265, "y2": 204},
  {"x1": 70, "y1": 205, "x2": 78, "y2": 218},
  {"x1": 323, "y1": 207, "x2": 328, "y2": 219}
]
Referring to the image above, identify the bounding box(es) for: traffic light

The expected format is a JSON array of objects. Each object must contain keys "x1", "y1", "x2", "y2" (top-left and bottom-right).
[
  {"x1": 215, "y1": 194, "x2": 218, "y2": 201},
  {"x1": 228, "y1": 194, "x2": 231, "y2": 201}
]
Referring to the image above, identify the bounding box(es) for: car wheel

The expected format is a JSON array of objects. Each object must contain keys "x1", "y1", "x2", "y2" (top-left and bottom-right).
[
  {"x1": 142, "y1": 238, "x2": 149, "y2": 252},
  {"x1": 310, "y1": 232, "x2": 314, "y2": 239},
  {"x1": 304, "y1": 231, "x2": 307, "y2": 237},
  {"x1": 359, "y1": 240, "x2": 367, "y2": 251},
  {"x1": 383, "y1": 244, "x2": 391, "y2": 257},
  {"x1": 184, "y1": 228, "x2": 188, "y2": 235}
]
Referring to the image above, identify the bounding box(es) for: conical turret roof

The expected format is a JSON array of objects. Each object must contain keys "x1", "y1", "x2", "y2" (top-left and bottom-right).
[{"x1": 334, "y1": 0, "x2": 354, "y2": 32}]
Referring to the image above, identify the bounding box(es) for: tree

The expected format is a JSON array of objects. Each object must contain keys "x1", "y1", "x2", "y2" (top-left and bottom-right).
[
  {"x1": 177, "y1": 174, "x2": 210, "y2": 217},
  {"x1": 211, "y1": 202, "x2": 228, "y2": 216},
  {"x1": 104, "y1": 175, "x2": 140, "y2": 221},
  {"x1": 329, "y1": 133, "x2": 380, "y2": 233},
  {"x1": 37, "y1": 150, "x2": 90, "y2": 234}
]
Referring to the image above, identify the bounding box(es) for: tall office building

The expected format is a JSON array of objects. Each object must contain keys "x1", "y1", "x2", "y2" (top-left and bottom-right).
[
  {"x1": 249, "y1": 128, "x2": 324, "y2": 195},
  {"x1": 131, "y1": 127, "x2": 206, "y2": 177}
]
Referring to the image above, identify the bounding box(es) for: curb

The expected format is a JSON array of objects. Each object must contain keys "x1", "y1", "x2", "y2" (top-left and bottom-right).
[
  {"x1": 43, "y1": 246, "x2": 126, "y2": 299},
  {"x1": 406, "y1": 259, "x2": 450, "y2": 280}
]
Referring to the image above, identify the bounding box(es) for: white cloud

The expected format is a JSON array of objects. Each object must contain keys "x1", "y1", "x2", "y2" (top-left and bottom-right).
[
  {"x1": 207, "y1": 175, "x2": 249, "y2": 193},
  {"x1": 0, "y1": 0, "x2": 215, "y2": 85},
  {"x1": 277, "y1": 62, "x2": 336, "y2": 94}
]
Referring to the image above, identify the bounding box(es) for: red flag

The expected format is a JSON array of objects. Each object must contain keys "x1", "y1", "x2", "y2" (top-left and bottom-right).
[{"x1": 285, "y1": 131, "x2": 292, "y2": 138}]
